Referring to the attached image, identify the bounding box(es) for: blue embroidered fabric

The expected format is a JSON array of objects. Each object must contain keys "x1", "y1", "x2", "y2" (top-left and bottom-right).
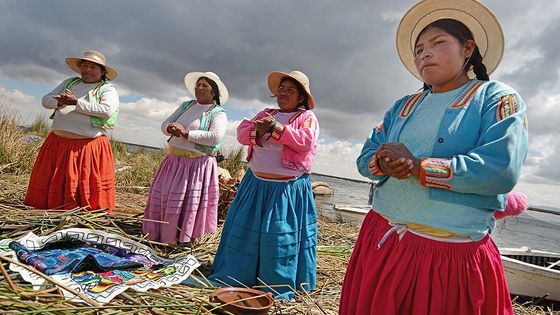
[{"x1": 9, "y1": 239, "x2": 145, "y2": 275}]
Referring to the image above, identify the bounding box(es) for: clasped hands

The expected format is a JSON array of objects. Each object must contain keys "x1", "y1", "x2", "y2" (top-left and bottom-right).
[
  {"x1": 52, "y1": 89, "x2": 78, "y2": 107},
  {"x1": 376, "y1": 143, "x2": 420, "y2": 179},
  {"x1": 167, "y1": 122, "x2": 188, "y2": 138},
  {"x1": 253, "y1": 112, "x2": 276, "y2": 134}
]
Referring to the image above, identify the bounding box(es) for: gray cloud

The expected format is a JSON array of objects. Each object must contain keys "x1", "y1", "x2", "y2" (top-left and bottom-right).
[
  {"x1": 1, "y1": 0, "x2": 560, "y2": 184},
  {"x1": 0, "y1": 0, "x2": 422, "y2": 139}
]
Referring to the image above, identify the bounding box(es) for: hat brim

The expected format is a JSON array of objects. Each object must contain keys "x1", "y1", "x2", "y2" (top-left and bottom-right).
[
  {"x1": 396, "y1": 0, "x2": 504, "y2": 81},
  {"x1": 267, "y1": 71, "x2": 315, "y2": 109},
  {"x1": 65, "y1": 57, "x2": 117, "y2": 80},
  {"x1": 184, "y1": 72, "x2": 229, "y2": 104}
]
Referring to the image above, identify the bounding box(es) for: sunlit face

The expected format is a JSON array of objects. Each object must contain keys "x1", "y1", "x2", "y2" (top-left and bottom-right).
[
  {"x1": 195, "y1": 78, "x2": 216, "y2": 104},
  {"x1": 413, "y1": 27, "x2": 474, "y2": 92},
  {"x1": 276, "y1": 79, "x2": 304, "y2": 112},
  {"x1": 79, "y1": 60, "x2": 104, "y2": 83}
]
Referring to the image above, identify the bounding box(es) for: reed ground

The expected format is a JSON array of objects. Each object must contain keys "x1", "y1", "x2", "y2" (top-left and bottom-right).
[{"x1": 0, "y1": 112, "x2": 557, "y2": 314}]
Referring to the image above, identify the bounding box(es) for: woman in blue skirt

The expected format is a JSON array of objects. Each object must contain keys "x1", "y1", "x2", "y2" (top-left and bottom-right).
[{"x1": 210, "y1": 70, "x2": 320, "y2": 299}]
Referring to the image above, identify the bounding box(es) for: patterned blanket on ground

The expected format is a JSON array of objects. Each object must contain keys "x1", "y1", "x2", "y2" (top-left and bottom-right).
[{"x1": 0, "y1": 228, "x2": 200, "y2": 305}]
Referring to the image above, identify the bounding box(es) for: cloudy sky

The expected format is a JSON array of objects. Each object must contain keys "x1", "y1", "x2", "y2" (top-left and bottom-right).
[{"x1": 1, "y1": 0, "x2": 559, "y2": 208}]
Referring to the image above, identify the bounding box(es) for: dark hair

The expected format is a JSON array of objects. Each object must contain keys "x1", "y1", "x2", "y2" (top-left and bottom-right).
[
  {"x1": 197, "y1": 76, "x2": 221, "y2": 105},
  {"x1": 416, "y1": 19, "x2": 489, "y2": 90},
  {"x1": 78, "y1": 60, "x2": 108, "y2": 81},
  {"x1": 279, "y1": 77, "x2": 309, "y2": 110}
]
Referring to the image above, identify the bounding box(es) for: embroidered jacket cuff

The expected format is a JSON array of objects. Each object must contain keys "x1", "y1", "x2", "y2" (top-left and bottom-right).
[
  {"x1": 270, "y1": 122, "x2": 285, "y2": 141},
  {"x1": 249, "y1": 128, "x2": 258, "y2": 145},
  {"x1": 419, "y1": 158, "x2": 453, "y2": 190},
  {"x1": 368, "y1": 153, "x2": 384, "y2": 176}
]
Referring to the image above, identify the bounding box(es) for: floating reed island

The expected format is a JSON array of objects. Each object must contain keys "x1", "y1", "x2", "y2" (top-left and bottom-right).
[{"x1": 0, "y1": 113, "x2": 557, "y2": 314}]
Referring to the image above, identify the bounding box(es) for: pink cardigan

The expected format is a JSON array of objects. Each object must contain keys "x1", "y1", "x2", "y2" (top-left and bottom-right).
[{"x1": 237, "y1": 108, "x2": 319, "y2": 173}]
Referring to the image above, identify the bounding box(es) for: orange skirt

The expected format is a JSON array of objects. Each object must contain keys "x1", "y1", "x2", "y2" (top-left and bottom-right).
[{"x1": 24, "y1": 133, "x2": 116, "y2": 212}]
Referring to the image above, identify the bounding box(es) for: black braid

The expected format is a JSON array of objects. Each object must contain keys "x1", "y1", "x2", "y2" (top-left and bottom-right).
[{"x1": 469, "y1": 46, "x2": 489, "y2": 81}]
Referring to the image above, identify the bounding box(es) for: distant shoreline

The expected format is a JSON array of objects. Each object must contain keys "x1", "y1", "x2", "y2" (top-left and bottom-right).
[
  {"x1": 121, "y1": 140, "x2": 373, "y2": 184},
  {"x1": 311, "y1": 172, "x2": 371, "y2": 184}
]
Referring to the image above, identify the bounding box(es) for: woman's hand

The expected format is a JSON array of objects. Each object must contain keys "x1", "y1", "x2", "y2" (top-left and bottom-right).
[
  {"x1": 52, "y1": 89, "x2": 78, "y2": 105},
  {"x1": 377, "y1": 143, "x2": 420, "y2": 179},
  {"x1": 253, "y1": 113, "x2": 276, "y2": 134},
  {"x1": 167, "y1": 122, "x2": 188, "y2": 138}
]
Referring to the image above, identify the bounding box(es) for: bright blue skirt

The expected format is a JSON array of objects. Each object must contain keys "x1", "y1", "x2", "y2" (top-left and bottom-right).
[{"x1": 210, "y1": 170, "x2": 317, "y2": 299}]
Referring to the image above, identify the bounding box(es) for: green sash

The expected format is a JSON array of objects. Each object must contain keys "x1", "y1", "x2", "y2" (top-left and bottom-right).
[{"x1": 174, "y1": 100, "x2": 225, "y2": 156}]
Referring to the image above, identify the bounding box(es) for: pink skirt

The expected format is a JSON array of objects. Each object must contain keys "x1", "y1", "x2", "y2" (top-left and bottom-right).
[
  {"x1": 339, "y1": 210, "x2": 513, "y2": 315},
  {"x1": 142, "y1": 155, "x2": 219, "y2": 244}
]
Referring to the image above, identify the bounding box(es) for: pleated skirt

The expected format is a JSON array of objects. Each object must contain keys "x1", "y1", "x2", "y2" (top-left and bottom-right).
[
  {"x1": 339, "y1": 210, "x2": 513, "y2": 315},
  {"x1": 24, "y1": 133, "x2": 115, "y2": 212},
  {"x1": 210, "y1": 170, "x2": 317, "y2": 299},
  {"x1": 142, "y1": 154, "x2": 219, "y2": 244}
]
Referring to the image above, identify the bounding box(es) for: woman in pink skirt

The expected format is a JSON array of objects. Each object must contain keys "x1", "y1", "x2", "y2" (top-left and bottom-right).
[
  {"x1": 340, "y1": 1, "x2": 528, "y2": 314},
  {"x1": 143, "y1": 72, "x2": 228, "y2": 245}
]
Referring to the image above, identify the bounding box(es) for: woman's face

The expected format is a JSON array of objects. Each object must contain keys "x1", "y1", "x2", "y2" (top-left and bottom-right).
[
  {"x1": 276, "y1": 79, "x2": 304, "y2": 112},
  {"x1": 79, "y1": 60, "x2": 104, "y2": 83},
  {"x1": 195, "y1": 78, "x2": 216, "y2": 104},
  {"x1": 413, "y1": 27, "x2": 474, "y2": 92}
]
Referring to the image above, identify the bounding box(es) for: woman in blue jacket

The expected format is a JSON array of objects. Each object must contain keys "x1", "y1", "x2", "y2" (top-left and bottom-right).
[{"x1": 339, "y1": 1, "x2": 528, "y2": 314}]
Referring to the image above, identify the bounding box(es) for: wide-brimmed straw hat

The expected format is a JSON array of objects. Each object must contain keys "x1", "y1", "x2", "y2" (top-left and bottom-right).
[
  {"x1": 65, "y1": 50, "x2": 117, "y2": 80},
  {"x1": 268, "y1": 70, "x2": 315, "y2": 109},
  {"x1": 396, "y1": 0, "x2": 504, "y2": 80},
  {"x1": 184, "y1": 71, "x2": 229, "y2": 104}
]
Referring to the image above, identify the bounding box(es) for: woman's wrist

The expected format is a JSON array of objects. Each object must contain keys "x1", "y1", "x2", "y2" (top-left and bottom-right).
[{"x1": 267, "y1": 121, "x2": 277, "y2": 133}]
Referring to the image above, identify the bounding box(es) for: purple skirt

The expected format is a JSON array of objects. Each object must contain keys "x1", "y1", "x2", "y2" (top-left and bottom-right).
[{"x1": 142, "y1": 155, "x2": 219, "y2": 244}]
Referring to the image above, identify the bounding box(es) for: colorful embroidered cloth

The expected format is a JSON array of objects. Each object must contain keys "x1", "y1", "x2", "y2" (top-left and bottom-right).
[
  {"x1": 0, "y1": 228, "x2": 200, "y2": 305},
  {"x1": 9, "y1": 240, "x2": 146, "y2": 275}
]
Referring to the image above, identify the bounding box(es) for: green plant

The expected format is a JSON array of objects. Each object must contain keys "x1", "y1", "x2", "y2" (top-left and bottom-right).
[
  {"x1": 26, "y1": 117, "x2": 50, "y2": 137},
  {"x1": 0, "y1": 114, "x2": 40, "y2": 175},
  {"x1": 219, "y1": 146, "x2": 247, "y2": 178}
]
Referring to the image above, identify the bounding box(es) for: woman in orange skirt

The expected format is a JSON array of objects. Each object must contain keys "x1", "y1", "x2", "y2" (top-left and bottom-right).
[{"x1": 24, "y1": 50, "x2": 119, "y2": 212}]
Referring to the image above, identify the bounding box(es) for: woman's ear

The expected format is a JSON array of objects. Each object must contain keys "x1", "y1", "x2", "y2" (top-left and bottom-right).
[{"x1": 464, "y1": 39, "x2": 476, "y2": 58}]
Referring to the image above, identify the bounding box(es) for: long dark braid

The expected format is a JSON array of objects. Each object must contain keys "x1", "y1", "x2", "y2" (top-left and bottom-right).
[
  {"x1": 470, "y1": 46, "x2": 489, "y2": 81},
  {"x1": 417, "y1": 19, "x2": 489, "y2": 90}
]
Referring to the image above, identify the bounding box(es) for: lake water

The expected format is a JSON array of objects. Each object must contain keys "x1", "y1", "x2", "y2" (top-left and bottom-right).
[{"x1": 311, "y1": 174, "x2": 560, "y2": 253}]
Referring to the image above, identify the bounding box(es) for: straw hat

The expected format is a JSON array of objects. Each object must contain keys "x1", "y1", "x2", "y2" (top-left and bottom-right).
[
  {"x1": 65, "y1": 50, "x2": 117, "y2": 80},
  {"x1": 184, "y1": 71, "x2": 229, "y2": 104},
  {"x1": 268, "y1": 70, "x2": 315, "y2": 109},
  {"x1": 396, "y1": 0, "x2": 504, "y2": 80}
]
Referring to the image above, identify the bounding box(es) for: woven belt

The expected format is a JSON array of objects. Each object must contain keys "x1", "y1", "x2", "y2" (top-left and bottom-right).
[{"x1": 167, "y1": 146, "x2": 204, "y2": 158}]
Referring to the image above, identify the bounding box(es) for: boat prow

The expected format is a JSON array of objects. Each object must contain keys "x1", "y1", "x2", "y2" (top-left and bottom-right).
[
  {"x1": 499, "y1": 247, "x2": 560, "y2": 302},
  {"x1": 333, "y1": 204, "x2": 370, "y2": 224}
]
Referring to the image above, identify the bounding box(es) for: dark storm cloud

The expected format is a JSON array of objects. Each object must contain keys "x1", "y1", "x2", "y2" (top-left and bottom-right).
[
  {"x1": 0, "y1": 0, "x2": 558, "y2": 142},
  {"x1": 0, "y1": 0, "x2": 420, "y2": 139}
]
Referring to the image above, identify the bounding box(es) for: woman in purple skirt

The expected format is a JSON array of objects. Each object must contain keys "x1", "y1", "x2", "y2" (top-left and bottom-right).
[{"x1": 143, "y1": 72, "x2": 229, "y2": 245}]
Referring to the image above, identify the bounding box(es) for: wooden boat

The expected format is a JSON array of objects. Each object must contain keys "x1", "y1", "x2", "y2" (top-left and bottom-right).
[
  {"x1": 333, "y1": 204, "x2": 370, "y2": 223},
  {"x1": 500, "y1": 247, "x2": 560, "y2": 302}
]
